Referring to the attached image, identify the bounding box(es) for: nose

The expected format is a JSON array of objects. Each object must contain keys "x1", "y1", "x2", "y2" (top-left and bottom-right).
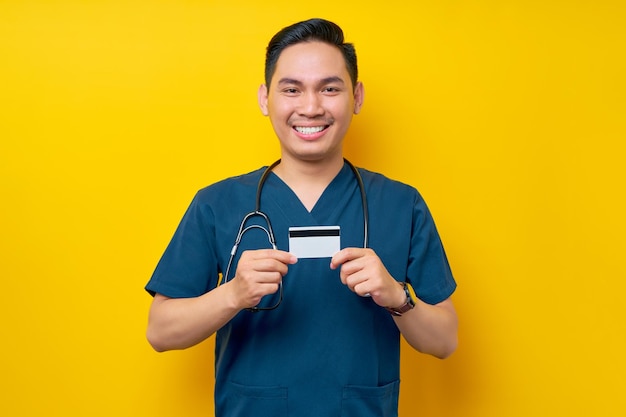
[{"x1": 297, "y1": 92, "x2": 324, "y2": 117}]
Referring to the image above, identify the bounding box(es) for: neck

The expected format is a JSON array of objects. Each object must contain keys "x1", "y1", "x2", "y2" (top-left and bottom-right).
[
  {"x1": 274, "y1": 154, "x2": 344, "y2": 184},
  {"x1": 272, "y1": 155, "x2": 345, "y2": 211}
]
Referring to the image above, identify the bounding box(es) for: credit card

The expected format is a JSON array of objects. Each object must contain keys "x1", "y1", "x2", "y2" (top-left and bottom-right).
[{"x1": 288, "y1": 226, "x2": 340, "y2": 258}]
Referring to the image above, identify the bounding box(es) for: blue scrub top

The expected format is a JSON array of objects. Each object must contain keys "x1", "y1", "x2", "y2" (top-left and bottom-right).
[{"x1": 146, "y1": 162, "x2": 456, "y2": 417}]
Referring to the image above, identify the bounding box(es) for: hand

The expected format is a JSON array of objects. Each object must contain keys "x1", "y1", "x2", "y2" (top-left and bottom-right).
[
  {"x1": 330, "y1": 248, "x2": 405, "y2": 308},
  {"x1": 231, "y1": 249, "x2": 297, "y2": 309}
]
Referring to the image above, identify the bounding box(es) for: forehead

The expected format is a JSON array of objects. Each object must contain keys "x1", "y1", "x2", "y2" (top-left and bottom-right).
[{"x1": 272, "y1": 41, "x2": 348, "y2": 84}]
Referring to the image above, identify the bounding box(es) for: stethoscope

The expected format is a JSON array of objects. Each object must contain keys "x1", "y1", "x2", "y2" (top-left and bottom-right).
[{"x1": 220, "y1": 158, "x2": 369, "y2": 312}]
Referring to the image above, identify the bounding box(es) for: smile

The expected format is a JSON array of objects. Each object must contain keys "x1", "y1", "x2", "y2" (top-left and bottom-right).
[{"x1": 294, "y1": 126, "x2": 327, "y2": 135}]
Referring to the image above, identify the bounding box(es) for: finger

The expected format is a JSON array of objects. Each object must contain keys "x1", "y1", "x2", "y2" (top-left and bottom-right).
[
  {"x1": 239, "y1": 250, "x2": 296, "y2": 275},
  {"x1": 250, "y1": 258, "x2": 290, "y2": 275},
  {"x1": 250, "y1": 249, "x2": 298, "y2": 265},
  {"x1": 236, "y1": 257, "x2": 292, "y2": 287},
  {"x1": 353, "y1": 281, "x2": 373, "y2": 297},
  {"x1": 344, "y1": 270, "x2": 367, "y2": 292},
  {"x1": 255, "y1": 282, "x2": 281, "y2": 296},
  {"x1": 237, "y1": 262, "x2": 289, "y2": 287},
  {"x1": 244, "y1": 282, "x2": 281, "y2": 308},
  {"x1": 330, "y1": 247, "x2": 366, "y2": 269},
  {"x1": 239, "y1": 267, "x2": 284, "y2": 282},
  {"x1": 338, "y1": 261, "x2": 363, "y2": 286}
]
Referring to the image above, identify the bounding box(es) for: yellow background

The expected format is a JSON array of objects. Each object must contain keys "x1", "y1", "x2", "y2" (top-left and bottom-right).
[{"x1": 1, "y1": 1, "x2": 625, "y2": 416}]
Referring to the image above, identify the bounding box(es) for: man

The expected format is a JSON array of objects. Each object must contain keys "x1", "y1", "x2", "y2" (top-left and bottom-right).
[{"x1": 146, "y1": 18, "x2": 457, "y2": 417}]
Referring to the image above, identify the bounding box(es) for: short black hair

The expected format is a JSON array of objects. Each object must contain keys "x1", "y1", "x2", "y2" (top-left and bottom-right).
[{"x1": 264, "y1": 18, "x2": 358, "y2": 89}]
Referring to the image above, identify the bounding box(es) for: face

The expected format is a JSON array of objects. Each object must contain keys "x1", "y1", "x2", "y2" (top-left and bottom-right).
[{"x1": 258, "y1": 41, "x2": 364, "y2": 165}]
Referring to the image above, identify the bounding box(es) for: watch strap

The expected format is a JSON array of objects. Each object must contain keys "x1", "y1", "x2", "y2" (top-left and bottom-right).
[{"x1": 385, "y1": 282, "x2": 417, "y2": 316}]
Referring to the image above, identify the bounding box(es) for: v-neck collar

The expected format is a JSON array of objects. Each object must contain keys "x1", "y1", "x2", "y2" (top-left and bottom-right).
[{"x1": 262, "y1": 162, "x2": 356, "y2": 226}]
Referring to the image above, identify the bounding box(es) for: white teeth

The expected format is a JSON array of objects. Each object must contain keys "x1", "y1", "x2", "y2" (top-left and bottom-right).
[{"x1": 295, "y1": 126, "x2": 325, "y2": 134}]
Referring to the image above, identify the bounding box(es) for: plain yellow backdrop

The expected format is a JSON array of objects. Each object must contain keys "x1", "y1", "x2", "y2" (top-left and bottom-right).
[{"x1": 1, "y1": 1, "x2": 624, "y2": 416}]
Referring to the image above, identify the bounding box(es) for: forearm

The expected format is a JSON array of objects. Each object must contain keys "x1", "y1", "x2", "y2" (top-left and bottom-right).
[
  {"x1": 394, "y1": 298, "x2": 458, "y2": 359},
  {"x1": 146, "y1": 283, "x2": 241, "y2": 352}
]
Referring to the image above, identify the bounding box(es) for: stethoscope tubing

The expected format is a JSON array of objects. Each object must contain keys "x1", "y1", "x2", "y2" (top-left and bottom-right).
[{"x1": 221, "y1": 158, "x2": 368, "y2": 311}]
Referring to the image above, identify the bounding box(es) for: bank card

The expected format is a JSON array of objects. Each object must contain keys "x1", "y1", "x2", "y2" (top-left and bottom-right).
[{"x1": 288, "y1": 226, "x2": 340, "y2": 258}]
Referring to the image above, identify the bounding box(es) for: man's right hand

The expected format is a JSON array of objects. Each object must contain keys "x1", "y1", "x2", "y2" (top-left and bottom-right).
[{"x1": 230, "y1": 249, "x2": 298, "y2": 309}]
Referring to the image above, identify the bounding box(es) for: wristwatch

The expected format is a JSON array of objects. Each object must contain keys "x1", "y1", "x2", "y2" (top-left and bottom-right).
[{"x1": 385, "y1": 282, "x2": 417, "y2": 316}]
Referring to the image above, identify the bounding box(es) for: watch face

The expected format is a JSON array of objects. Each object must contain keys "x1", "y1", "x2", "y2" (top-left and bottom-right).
[
  {"x1": 405, "y1": 282, "x2": 417, "y2": 306},
  {"x1": 386, "y1": 282, "x2": 417, "y2": 316}
]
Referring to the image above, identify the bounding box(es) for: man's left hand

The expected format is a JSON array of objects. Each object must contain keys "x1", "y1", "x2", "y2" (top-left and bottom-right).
[{"x1": 330, "y1": 248, "x2": 405, "y2": 308}]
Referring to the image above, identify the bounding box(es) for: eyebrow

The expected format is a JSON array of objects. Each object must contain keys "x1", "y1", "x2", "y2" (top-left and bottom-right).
[{"x1": 276, "y1": 76, "x2": 346, "y2": 87}]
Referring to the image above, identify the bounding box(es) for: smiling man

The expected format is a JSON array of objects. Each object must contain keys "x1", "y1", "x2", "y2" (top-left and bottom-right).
[{"x1": 145, "y1": 18, "x2": 457, "y2": 417}]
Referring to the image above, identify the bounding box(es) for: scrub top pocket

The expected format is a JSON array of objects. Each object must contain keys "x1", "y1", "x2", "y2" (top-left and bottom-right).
[
  {"x1": 218, "y1": 381, "x2": 288, "y2": 417},
  {"x1": 341, "y1": 380, "x2": 400, "y2": 417}
]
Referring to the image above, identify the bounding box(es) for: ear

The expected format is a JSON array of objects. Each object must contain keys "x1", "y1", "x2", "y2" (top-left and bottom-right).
[
  {"x1": 258, "y1": 84, "x2": 269, "y2": 116},
  {"x1": 353, "y1": 81, "x2": 364, "y2": 114}
]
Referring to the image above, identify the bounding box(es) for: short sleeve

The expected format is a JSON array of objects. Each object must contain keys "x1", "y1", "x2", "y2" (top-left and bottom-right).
[
  {"x1": 145, "y1": 192, "x2": 219, "y2": 298},
  {"x1": 406, "y1": 192, "x2": 457, "y2": 304}
]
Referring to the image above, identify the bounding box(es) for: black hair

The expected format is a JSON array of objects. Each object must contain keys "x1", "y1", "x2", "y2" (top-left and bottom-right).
[{"x1": 264, "y1": 18, "x2": 358, "y2": 88}]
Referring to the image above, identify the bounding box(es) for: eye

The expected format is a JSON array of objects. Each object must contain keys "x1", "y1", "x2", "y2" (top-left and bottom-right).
[
  {"x1": 322, "y1": 86, "x2": 341, "y2": 95},
  {"x1": 281, "y1": 88, "x2": 300, "y2": 96}
]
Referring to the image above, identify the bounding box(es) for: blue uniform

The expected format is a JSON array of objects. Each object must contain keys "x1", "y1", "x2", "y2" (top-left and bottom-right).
[{"x1": 146, "y1": 162, "x2": 456, "y2": 417}]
